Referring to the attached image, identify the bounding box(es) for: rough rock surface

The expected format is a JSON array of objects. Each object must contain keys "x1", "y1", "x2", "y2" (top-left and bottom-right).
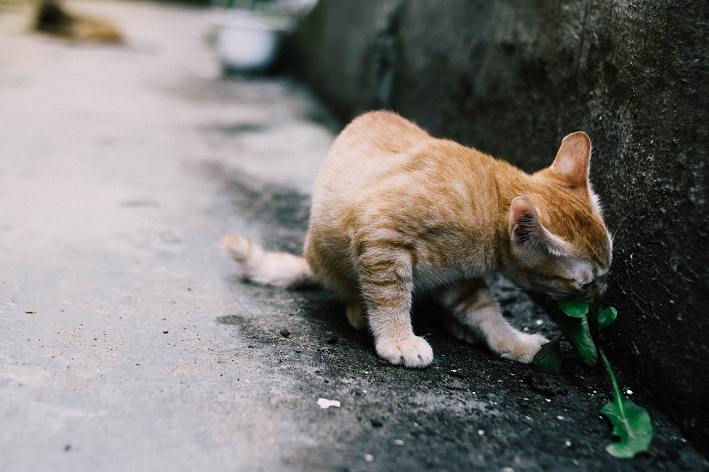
[{"x1": 289, "y1": 0, "x2": 708, "y2": 447}]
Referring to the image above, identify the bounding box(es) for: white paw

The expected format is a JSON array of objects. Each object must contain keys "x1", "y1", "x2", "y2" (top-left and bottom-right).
[
  {"x1": 496, "y1": 332, "x2": 548, "y2": 364},
  {"x1": 375, "y1": 336, "x2": 434, "y2": 368}
]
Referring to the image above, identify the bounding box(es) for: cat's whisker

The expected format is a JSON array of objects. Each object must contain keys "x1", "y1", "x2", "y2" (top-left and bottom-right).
[
  {"x1": 609, "y1": 218, "x2": 631, "y2": 247},
  {"x1": 608, "y1": 237, "x2": 634, "y2": 255}
]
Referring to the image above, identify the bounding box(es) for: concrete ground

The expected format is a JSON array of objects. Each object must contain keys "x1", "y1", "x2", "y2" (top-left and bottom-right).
[{"x1": 0, "y1": 2, "x2": 706, "y2": 471}]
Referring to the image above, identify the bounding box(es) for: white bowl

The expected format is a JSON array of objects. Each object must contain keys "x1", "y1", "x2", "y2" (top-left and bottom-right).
[{"x1": 214, "y1": 10, "x2": 292, "y2": 72}]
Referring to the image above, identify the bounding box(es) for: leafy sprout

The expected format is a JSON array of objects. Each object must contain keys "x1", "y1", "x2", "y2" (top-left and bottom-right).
[{"x1": 532, "y1": 297, "x2": 653, "y2": 459}]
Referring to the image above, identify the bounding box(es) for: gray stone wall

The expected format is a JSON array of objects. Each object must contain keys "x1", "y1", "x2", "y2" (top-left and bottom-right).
[{"x1": 288, "y1": 0, "x2": 708, "y2": 446}]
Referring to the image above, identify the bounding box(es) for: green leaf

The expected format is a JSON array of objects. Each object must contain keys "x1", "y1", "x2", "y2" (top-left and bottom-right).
[
  {"x1": 558, "y1": 297, "x2": 589, "y2": 318},
  {"x1": 556, "y1": 313, "x2": 598, "y2": 366},
  {"x1": 601, "y1": 396, "x2": 654, "y2": 458},
  {"x1": 599, "y1": 347, "x2": 653, "y2": 459},
  {"x1": 532, "y1": 337, "x2": 563, "y2": 375},
  {"x1": 597, "y1": 307, "x2": 618, "y2": 330}
]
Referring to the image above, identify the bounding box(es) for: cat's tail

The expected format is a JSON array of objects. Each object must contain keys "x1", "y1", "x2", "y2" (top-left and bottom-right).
[{"x1": 223, "y1": 234, "x2": 315, "y2": 288}]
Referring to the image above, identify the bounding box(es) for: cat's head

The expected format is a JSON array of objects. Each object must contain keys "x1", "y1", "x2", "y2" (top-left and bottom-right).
[{"x1": 502, "y1": 131, "x2": 612, "y2": 301}]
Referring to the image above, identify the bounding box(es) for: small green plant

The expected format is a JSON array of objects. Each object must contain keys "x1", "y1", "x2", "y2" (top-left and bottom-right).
[{"x1": 532, "y1": 297, "x2": 654, "y2": 459}]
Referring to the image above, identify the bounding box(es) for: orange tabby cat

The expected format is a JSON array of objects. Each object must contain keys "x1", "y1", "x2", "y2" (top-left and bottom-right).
[{"x1": 225, "y1": 111, "x2": 612, "y2": 368}]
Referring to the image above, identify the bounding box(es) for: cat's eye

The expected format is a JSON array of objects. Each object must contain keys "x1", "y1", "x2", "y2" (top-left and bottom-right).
[{"x1": 579, "y1": 280, "x2": 594, "y2": 291}]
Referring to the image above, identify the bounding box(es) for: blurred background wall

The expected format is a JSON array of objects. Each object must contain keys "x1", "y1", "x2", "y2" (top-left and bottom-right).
[{"x1": 287, "y1": 0, "x2": 708, "y2": 448}]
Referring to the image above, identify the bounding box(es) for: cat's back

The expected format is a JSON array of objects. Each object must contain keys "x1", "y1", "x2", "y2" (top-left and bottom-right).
[
  {"x1": 338, "y1": 111, "x2": 431, "y2": 153},
  {"x1": 313, "y1": 111, "x2": 434, "y2": 199}
]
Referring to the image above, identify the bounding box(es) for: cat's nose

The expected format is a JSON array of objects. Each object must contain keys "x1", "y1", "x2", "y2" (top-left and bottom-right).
[{"x1": 584, "y1": 279, "x2": 607, "y2": 302}]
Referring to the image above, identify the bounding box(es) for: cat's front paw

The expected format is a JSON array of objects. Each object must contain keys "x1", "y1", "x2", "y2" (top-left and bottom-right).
[
  {"x1": 495, "y1": 333, "x2": 548, "y2": 364},
  {"x1": 375, "y1": 336, "x2": 433, "y2": 368}
]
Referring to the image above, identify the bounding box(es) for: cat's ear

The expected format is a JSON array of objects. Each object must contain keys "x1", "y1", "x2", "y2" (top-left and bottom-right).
[
  {"x1": 551, "y1": 131, "x2": 591, "y2": 190},
  {"x1": 509, "y1": 197, "x2": 569, "y2": 256}
]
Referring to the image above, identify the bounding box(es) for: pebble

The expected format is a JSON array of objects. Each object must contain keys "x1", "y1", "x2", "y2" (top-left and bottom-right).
[{"x1": 316, "y1": 398, "x2": 340, "y2": 409}]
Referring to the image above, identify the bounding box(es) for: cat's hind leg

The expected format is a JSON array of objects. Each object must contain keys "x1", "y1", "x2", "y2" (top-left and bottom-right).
[
  {"x1": 437, "y1": 280, "x2": 547, "y2": 363},
  {"x1": 441, "y1": 315, "x2": 481, "y2": 345},
  {"x1": 345, "y1": 302, "x2": 366, "y2": 330}
]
